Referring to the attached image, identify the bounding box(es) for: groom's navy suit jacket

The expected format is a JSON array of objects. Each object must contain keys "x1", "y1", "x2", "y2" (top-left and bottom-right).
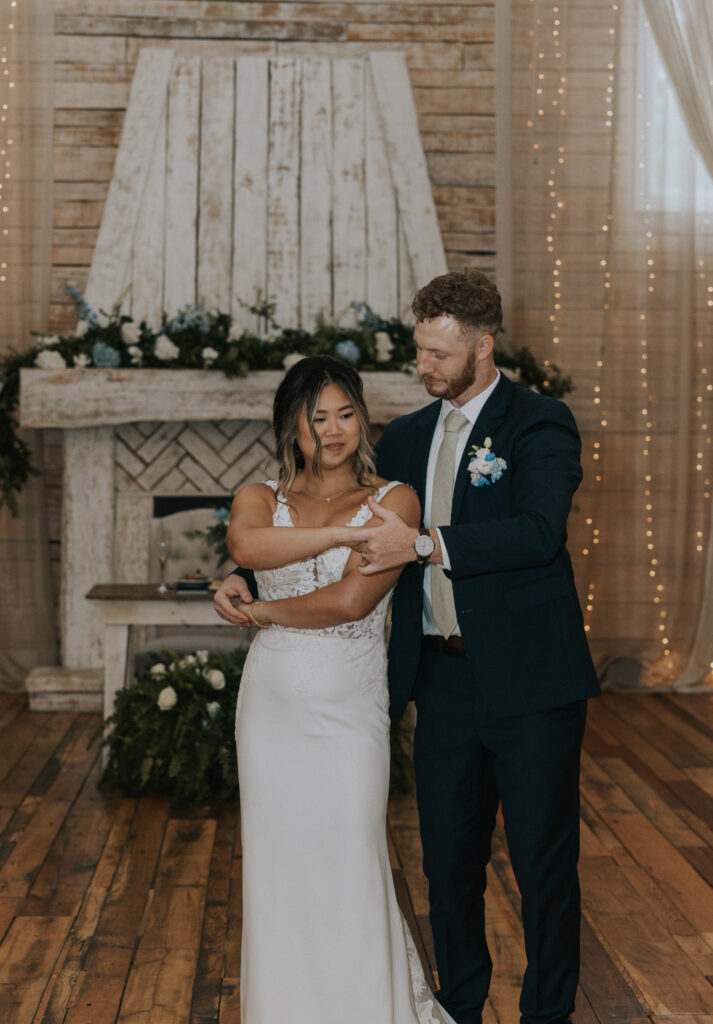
[{"x1": 377, "y1": 373, "x2": 600, "y2": 724}]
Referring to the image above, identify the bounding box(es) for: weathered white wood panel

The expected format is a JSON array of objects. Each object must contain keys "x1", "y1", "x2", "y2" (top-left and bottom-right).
[
  {"x1": 62, "y1": 428, "x2": 114, "y2": 667},
  {"x1": 299, "y1": 58, "x2": 333, "y2": 325},
  {"x1": 232, "y1": 57, "x2": 269, "y2": 332},
  {"x1": 164, "y1": 56, "x2": 201, "y2": 313},
  {"x1": 81, "y1": 50, "x2": 446, "y2": 335},
  {"x1": 131, "y1": 104, "x2": 166, "y2": 327},
  {"x1": 399, "y1": 219, "x2": 417, "y2": 321},
  {"x1": 266, "y1": 58, "x2": 301, "y2": 326},
  {"x1": 365, "y1": 66, "x2": 399, "y2": 318},
  {"x1": 20, "y1": 369, "x2": 429, "y2": 429},
  {"x1": 332, "y1": 58, "x2": 367, "y2": 320},
  {"x1": 82, "y1": 48, "x2": 173, "y2": 317},
  {"x1": 198, "y1": 58, "x2": 235, "y2": 311},
  {"x1": 115, "y1": 493, "x2": 153, "y2": 584},
  {"x1": 369, "y1": 51, "x2": 447, "y2": 288}
]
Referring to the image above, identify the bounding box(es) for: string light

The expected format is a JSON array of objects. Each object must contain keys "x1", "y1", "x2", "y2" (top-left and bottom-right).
[{"x1": 0, "y1": 4, "x2": 16, "y2": 295}]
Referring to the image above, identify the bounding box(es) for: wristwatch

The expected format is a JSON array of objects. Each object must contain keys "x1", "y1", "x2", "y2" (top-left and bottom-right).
[{"x1": 413, "y1": 528, "x2": 436, "y2": 564}]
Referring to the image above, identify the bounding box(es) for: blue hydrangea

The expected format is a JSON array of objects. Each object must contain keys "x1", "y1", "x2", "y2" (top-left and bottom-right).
[
  {"x1": 92, "y1": 341, "x2": 121, "y2": 368},
  {"x1": 335, "y1": 339, "x2": 361, "y2": 365},
  {"x1": 351, "y1": 301, "x2": 382, "y2": 330},
  {"x1": 212, "y1": 507, "x2": 229, "y2": 521}
]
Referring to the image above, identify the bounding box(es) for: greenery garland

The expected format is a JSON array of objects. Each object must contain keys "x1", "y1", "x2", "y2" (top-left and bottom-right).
[
  {"x1": 101, "y1": 645, "x2": 415, "y2": 800},
  {"x1": 0, "y1": 289, "x2": 572, "y2": 514}
]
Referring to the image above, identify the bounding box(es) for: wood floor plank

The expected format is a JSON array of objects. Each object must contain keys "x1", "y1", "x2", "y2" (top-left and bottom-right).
[
  {"x1": 579, "y1": 913, "x2": 650, "y2": 1022},
  {"x1": 0, "y1": 915, "x2": 72, "y2": 1023},
  {"x1": 34, "y1": 798, "x2": 136, "y2": 1024},
  {"x1": 190, "y1": 809, "x2": 235, "y2": 1022},
  {"x1": 580, "y1": 853, "x2": 713, "y2": 1013},
  {"x1": 94, "y1": 795, "x2": 171, "y2": 944},
  {"x1": 605, "y1": 695, "x2": 711, "y2": 769},
  {"x1": 597, "y1": 754, "x2": 705, "y2": 848},
  {"x1": 0, "y1": 694, "x2": 27, "y2": 734}
]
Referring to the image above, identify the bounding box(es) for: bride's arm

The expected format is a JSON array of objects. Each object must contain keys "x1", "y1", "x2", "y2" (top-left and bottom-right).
[
  {"x1": 240, "y1": 485, "x2": 420, "y2": 628},
  {"x1": 227, "y1": 483, "x2": 363, "y2": 570}
]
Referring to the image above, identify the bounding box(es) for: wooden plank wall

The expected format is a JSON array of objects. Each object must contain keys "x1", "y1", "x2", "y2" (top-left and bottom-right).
[
  {"x1": 49, "y1": 0, "x2": 496, "y2": 335},
  {"x1": 38, "y1": 2, "x2": 496, "y2": 635}
]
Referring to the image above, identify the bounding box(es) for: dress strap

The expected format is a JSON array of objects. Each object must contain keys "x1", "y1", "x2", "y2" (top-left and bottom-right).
[{"x1": 375, "y1": 480, "x2": 406, "y2": 502}]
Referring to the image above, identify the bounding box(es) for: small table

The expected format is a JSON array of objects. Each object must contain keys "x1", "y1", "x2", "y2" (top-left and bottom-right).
[{"x1": 86, "y1": 583, "x2": 234, "y2": 723}]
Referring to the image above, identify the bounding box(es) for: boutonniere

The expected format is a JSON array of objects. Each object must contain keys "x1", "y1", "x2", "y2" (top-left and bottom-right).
[{"x1": 467, "y1": 437, "x2": 507, "y2": 487}]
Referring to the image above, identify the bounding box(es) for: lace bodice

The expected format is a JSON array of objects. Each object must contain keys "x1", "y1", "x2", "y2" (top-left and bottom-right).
[{"x1": 254, "y1": 480, "x2": 404, "y2": 639}]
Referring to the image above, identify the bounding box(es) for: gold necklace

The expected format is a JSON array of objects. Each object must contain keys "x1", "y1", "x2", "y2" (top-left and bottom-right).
[{"x1": 293, "y1": 485, "x2": 358, "y2": 503}]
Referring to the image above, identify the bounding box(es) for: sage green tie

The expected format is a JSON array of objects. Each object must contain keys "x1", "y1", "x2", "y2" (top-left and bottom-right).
[{"x1": 430, "y1": 409, "x2": 469, "y2": 638}]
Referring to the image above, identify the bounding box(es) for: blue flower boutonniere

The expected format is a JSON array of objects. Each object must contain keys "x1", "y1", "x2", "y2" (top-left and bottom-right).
[{"x1": 467, "y1": 437, "x2": 507, "y2": 488}]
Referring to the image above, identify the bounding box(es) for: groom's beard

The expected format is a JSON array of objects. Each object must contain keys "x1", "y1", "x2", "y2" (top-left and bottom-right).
[{"x1": 423, "y1": 347, "x2": 477, "y2": 402}]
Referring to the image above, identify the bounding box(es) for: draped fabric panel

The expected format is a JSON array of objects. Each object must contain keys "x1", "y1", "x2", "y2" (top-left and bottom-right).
[
  {"x1": 512, "y1": 0, "x2": 713, "y2": 690},
  {"x1": 0, "y1": 2, "x2": 57, "y2": 687}
]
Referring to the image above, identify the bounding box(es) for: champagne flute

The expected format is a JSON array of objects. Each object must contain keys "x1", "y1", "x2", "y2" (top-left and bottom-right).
[{"x1": 158, "y1": 538, "x2": 169, "y2": 593}]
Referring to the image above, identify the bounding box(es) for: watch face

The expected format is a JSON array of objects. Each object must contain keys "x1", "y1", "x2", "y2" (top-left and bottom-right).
[{"x1": 415, "y1": 534, "x2": 435, "y2": 557}]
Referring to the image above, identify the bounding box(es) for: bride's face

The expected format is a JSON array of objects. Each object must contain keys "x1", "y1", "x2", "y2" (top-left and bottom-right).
[{"x1": 296, "y1": 382, "x2": 362, "y2": 471}]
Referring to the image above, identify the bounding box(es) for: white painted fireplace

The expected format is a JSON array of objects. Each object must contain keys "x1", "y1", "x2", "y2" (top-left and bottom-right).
[{"x1": 20, "y1": 367, "x2": 427, "y2": 674}]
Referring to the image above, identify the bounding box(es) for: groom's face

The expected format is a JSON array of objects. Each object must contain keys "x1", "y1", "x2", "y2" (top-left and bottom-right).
[{"x1": 414, "y1": 316, "x2": 478, "y2": 402}]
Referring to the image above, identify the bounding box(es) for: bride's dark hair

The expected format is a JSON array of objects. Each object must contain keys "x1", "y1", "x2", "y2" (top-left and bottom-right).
[{"x1": 273, "y1": 355, "x2": 376, "y2": 497}]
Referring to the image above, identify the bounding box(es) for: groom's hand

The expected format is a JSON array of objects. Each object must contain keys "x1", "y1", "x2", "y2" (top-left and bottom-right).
[
  {"x1": 213, "y1": 573, "x2": 254, "y2": 626},
  {"x1": 335, "y1": 496, "x2": 417, "y2": 575}
]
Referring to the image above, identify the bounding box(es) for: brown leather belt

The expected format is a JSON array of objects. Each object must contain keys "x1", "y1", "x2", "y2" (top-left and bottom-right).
[{"x1": 422, "y1": 635, "x2": 467, "y2": 654}]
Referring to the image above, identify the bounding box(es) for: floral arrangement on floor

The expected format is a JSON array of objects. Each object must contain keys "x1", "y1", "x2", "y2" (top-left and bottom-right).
[
  {"x1": 101, "y1": 645, "x2": 415, "y2": 800},
  {"x1": 0, "y1": 289, "x2": 572, "y2": 514}
]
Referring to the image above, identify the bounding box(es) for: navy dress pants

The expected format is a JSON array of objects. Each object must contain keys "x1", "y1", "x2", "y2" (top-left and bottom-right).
[{"x1": 412, "y1": 643, "x2": 587, "y2": 1024}]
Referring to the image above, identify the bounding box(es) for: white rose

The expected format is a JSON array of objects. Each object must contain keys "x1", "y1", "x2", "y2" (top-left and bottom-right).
[
  {"x1": 154, "y1": 335, "x2": 180, "y2": 361},
  {"x1": 150, "y1": 663, "x2": 166, "y2": 676},
  {"x1": 73, "y1": 353, "x2": 91, "y2": 368},
  {"x1": 469, "y1": 450, "x2": 497, "y2": 476},
  {"x1": 206, "y1": 700, "x2": 220, "y2": 718},
  {"x1": 179, "y1": 654, "x2": 196, "y2": 668},
  {"x1": 196, "y1": 650, "x2": 209, "y2": 664},
  {"x1": 35, "y1": 349, "x2": 67, "y2": 370},
  {"x1": 374, "y1": 331, "x2": 394, "y2": 363},
  {"x1": 202, "y1": 346, "x2": 219, "y2": 365},
  {"x1": 39, "y1": 334, "x2": 60, "y2": 348},
  {"x1": 120, "y1": 321, "x2": 141, "y2": 345},
  {"x1": 282, "y1": 352, "x2": 305, "y2": 371},
  {"x1": 128, "y1": 345, "x2": 143, "y2": 366},
  {"x1": 157, "y1": 685, "x2": 177, "y2": 710},
  {"x1": 206, "y1": 668, "x2": 226, "y2": 691}
]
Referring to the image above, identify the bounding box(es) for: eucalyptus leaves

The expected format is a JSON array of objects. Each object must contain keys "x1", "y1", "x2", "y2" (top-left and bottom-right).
[{"x1": 0, "y1": 290, "x2": 572, "y2": 515}]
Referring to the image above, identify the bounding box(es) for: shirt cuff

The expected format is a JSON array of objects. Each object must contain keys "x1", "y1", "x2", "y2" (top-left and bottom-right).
[{"x1": 435, "y1": 529, "x2": 451, "y2": 570}]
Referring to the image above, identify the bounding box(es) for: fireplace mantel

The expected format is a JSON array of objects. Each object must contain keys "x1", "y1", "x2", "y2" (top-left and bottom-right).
[{"x1": 19, "y1": 368, "x2": 428, "y2": 429}]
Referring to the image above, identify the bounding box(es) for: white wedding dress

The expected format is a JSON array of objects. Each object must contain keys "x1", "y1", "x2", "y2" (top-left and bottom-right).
[{"x1": 235, "y1": 480, "x2": 456, "y2": 1024}]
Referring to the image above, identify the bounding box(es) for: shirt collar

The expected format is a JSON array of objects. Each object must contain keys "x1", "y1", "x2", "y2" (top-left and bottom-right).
[{"x1": 439, "y1": 370, "x2": 501, "y2": 427}]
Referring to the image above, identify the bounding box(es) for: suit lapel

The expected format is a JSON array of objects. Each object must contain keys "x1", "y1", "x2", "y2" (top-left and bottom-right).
[
  {"x1": 409, "y1": 400, "x2": 441, "y2": 508},
  {"x1": 451, "y1": 374, "x2": 513, "y2": 521}
]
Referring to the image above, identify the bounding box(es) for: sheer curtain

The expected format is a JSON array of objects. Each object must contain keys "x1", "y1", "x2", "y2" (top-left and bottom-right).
[
  {"x1": 511, "y1": 0, "x2": 713, "y2": 690},
  {"x1": 0, "y1": 1, "x2": 56, "y2": 687}
]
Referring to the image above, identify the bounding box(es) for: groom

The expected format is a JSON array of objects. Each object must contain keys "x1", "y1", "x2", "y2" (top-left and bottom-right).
[{"x1": 214, "y1": 268, "x2": 600, "y2": 1024}]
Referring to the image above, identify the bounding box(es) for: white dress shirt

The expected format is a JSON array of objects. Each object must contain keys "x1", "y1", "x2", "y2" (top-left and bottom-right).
[{"x1": 422, "y1": 372, "x2": 501, "y2": 635}]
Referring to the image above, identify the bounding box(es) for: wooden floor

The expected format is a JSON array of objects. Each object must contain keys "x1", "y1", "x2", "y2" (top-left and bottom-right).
[{"x1": 1, "y1": 693, "x2": 713, "y2": 1023}]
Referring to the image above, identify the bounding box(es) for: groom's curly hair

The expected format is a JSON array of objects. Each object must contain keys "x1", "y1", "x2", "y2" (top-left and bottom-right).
[{"x1": 412, "y1": 268, "x2": 502, "y2": 341}]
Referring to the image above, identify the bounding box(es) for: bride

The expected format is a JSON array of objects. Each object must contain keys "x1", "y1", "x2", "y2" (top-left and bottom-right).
[{"x1": 224, "y1": 355, "x2": 456, "y2": 1024}]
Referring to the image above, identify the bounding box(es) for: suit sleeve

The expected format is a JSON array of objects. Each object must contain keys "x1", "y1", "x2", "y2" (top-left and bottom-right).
[
  {"x1": 229, "y1": 565, "x2": 258, "y2": 595},
  {"x1": 439, "y1": 401, "x2": 583, "y2": 579}
]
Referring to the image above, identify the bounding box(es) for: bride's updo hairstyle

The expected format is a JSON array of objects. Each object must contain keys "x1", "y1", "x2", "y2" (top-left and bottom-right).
[{"x1": 273, "y1": 355, "x2": 376, "y2": 497}]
